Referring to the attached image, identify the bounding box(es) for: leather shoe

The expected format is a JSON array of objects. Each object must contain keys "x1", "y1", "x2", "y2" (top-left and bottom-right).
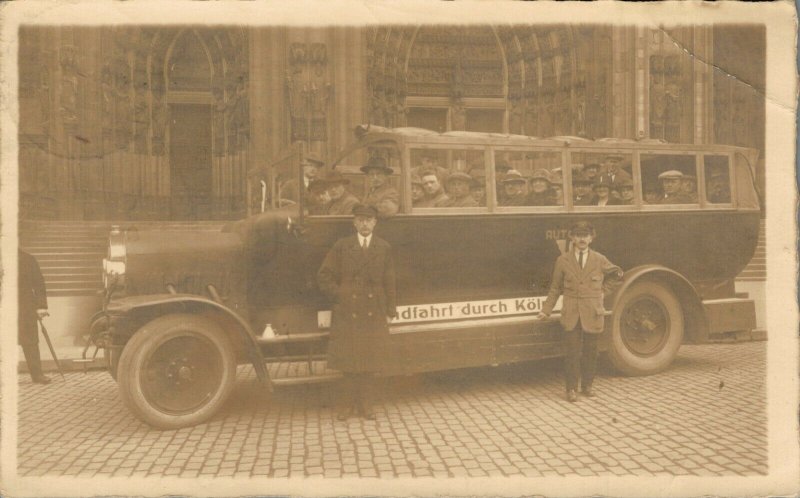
[
  {"x1": 358, "y1": 402, "x2": 376, "y2": 420},
  {"x1": 32, "y1": 374, "x2": 51, "y2": 385},
  {"x1": 581, "y1": 387, "x2": 596, "y2": 398},
  {"x1": 336, "y1": 406, "x2": 353, "y2": 421},
  {"x1": 566, "y1": 389, "x2": 578, "y2": 402}
]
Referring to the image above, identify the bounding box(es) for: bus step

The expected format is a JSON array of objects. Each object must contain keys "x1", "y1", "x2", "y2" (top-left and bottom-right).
[
  {"x1": 257, "y1": 332, "x2": 330, "y2": 344},
  {"x1": 266, "y1": 359, "x2": 342, "y2": 386}
]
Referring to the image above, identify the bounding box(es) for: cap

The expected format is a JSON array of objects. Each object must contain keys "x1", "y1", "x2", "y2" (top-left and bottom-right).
[
  {"x1": 530, "y1": 169, "x2": 552, "y2": 184},
  {"x1": 658, "y1": 170, "x2": 684, "y2": 180},
  {"x1": 572, "y1": 173, "x2": 593, "y2": 186},
  {"x1": 323, "y1": 171, "x2": 350, "y2": 186},
  {"x1": 308, "y1": 179, "x2": 329, "y2": 193},
  {"x1": 584, "y1": 162, "x2": 601, "y2": 171},
  {"x1": 444, "y1": 171, "x2": 473, "y2": 185},
  {"x1": 360, "y1": 156, "x2": 393, "y2": 175},
  {"x1": 351, "y1": 203, "x2": 378, "y2": 218},
  {"x1": 502, "y1": 170, "x2": 527, "y2": 184},
  {"x1": 568, "y1": 220, "x2": 595, "y2": 236}
]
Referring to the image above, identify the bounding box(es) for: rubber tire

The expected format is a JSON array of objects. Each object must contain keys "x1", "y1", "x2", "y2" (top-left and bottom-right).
[
  {"x1": 608, "y1": 280, "x2": 684, "y2": 376},
  {"x1": 117, "y1": 313, "x2": 237, "y2": 430}
]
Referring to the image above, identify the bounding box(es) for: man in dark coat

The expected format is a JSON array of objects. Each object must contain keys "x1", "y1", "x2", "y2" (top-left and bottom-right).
[
  {"x1": 324, "y1": 171, "x2": 360, "y2": 216},
  {"x1": 536, "y1": 222, "x2": 622, "y2": 402},
  {"x1": 361, "y1": 157, "x2": 399, "y2": 217},
  {"x1": 318, "y1": 204, "x2": 397, "y2": 420},
  {"x1": 18, "y1": 249, "x2": 51, "y2": 384}
]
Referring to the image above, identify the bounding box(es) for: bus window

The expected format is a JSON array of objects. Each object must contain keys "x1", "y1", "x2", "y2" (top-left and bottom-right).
[
  {"x1": 704, "y1": 155, "x2": 732, "y2": 204},
  {"x1": 411, "y1": 149, "x2": 486, "y2": 208},
  {"x1": 570, "y1": 152, "x2": 634, "y2": 206},
  {"x1": 494, "y1": 150, "x2": 563, "y2": 207},
  {"x1": 641, "y1": 154, "x2": 698, "y2": 205}
]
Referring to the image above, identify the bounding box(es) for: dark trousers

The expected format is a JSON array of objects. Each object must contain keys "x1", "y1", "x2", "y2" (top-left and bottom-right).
[
  {"x1": 339, "y1": 373, "x2": 373, "y2": 412},
  {"x1": 562, "y1": 324, "x2": 599, "y2": 392},
  {"x1": 21, "y1": 342, "x2": 44, "y2": 379}
]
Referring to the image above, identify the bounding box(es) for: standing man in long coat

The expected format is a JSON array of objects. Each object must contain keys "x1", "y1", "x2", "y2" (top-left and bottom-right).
[
  {"x1": 536, "y1": 221, "x2": 622, "y2": 402},
  {"x1": 18, "y1": 248, "x2": 51, "y2": 384},
  {"x1": 318, "y1": 204, "x2": 397, "y2": 420}
]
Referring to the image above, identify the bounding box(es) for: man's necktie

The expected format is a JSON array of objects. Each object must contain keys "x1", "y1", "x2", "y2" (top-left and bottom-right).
[{"x1": 578, "y1": 251, "x2": 584, "y2": 269}]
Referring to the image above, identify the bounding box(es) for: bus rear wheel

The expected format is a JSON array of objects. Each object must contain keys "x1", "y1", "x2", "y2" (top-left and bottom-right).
[
  {"x1": 608, "y1": 281, "x2": 684, "y2": 376},
  {"x1": 117, "y1": 314, "x2": 237, "y2": 430}
]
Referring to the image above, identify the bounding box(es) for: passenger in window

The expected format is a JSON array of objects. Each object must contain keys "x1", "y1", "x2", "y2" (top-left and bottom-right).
[
  {"x1": 657, "y1": 170, "x2": 692, "y2": 204},
  {"x1": 307, "y1": 179, "x2": 332, "y2": 215},
  {"x1": 572, "y1": 174, "x2": 596, "y2": 206},
  {"x1": 495, "y1": 161, "x2": 513, "y2": 204},
  {"x1": 443, "y1": 172, "x2": 479, "y2": 207},
  {"x1": 526, "y1": 169, "x2": 557, "y2": 206},
  {"x1": 411, "y1": 155, "x2": 450, "y2": 185},
  {"x1": 550, "y1": 171, "x2": 564, "y2": 205},
  {"x1": 707, "y1": 169, "x2": 731, "y2": 203},
  {"x1": 583, "y1": 163, "x2": 601, "y2": 185},
  {"x1": 324, "y1": 171, "x2": 360, "y2": 216},
  {"x1": 598, "y1": 154, "x2": 632, "y2": 185},
  {"x1": 499, "y1": 170, "x2": 529, "y2": 206},
  {"x1": 644, "y1": 187, "x2": 661, "y2": 205},
  {"x1": 681, "y1": 175, "x2": 698, "y2": 203},
  {"x1": 410, "y1": 175, "x2": 426, "y2": 206},
  {"x1": 280, "y1": 153, "x2": 325, "y2": 204},
  {"x1": 592, "y1": 179, "x2": 620, "y2": 206},
  {"x1": 416, "y1": 170, "x2": 450, "y2": 207},
  {"x1": 468, "y1": 168, "x2": 486, "y2": 205},
  {"x1": 616, "y1": 178, "x2": 635, "y2": 205},
  {"x1": 361, "y1": 156, "x2": 399, "y2": 217}
]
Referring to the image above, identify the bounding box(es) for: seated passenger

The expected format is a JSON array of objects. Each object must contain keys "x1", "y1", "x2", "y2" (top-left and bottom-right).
[
  {"x1": 280, "y1": 153, "x2": 325, "y2": 203},
  {"x1": 500, "y1": 170, "x2": 529, "y2": 206},
  {"x1": 416, "y1": 170, "x2": 450, "y2": 207},
  {"x1": 598, "y1": 154, "x2": 632, "y2": 184},
  {"x1": 657, "y1": 170, "x2": 692, "y2": 204},
  {"x1": 410, "y1": 175, "x2": 426, "y2": 206},
  {"x1": 495, "y1": 161, "x2": 513, "y2": 204},
  {"x1": 644, "y1": 187, "x2": 661, "y2": 204},
  {"x1": 592, "y1": 179, "x2": 621, "y2": 206},
  {"x1": 526, "y1": 169, "x2": 557, "y2": 206},
  {"x1": 411, "y1": 154, "x2": 450, "y2": 185},
  {"x1": 707, "y1": 169, "x2": 731, "y2": 203},
  {"x1": 681, "y1": 174, "x2": 699, "y2": 203},
  {"x1": 443, "y1": 172, "x2": 479, "y2": 207},
  {"x1": 616, "y1": 178, "x2": 635, "y2": 205},
  {"x1": 361, "y1": 156, "x2": 399, "y2": 217},
  {"x1": 324, "y1": 171, "x2": 360, "y2": 216},
  {"x1": 583, "y1": 162, "x2": 601, "y2": 184},
  {"x1": 468, "y1": 168, "x2": 486, "y2": 205},
  {"x1": 307, "y1": 178, "x2": 331, "y2": 215},
  {"x1": 572, "y1": 174, "x2": 596, "y2": 206},
  {"x1": 550, "y1": 171, "x2": 564, "y2": 205}
]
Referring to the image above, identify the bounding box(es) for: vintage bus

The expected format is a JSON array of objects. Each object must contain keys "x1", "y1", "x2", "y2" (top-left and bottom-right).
[{"x1": 90, "y1": 125, "x2": 761, "y2": 429}]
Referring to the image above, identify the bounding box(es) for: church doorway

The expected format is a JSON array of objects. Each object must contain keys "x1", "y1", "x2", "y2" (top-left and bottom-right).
[{"x1": 169, "y1": 103, "x2": 213, "y2": 220}]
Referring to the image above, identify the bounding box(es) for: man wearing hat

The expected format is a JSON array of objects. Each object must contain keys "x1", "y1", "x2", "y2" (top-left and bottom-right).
[
  {"x1": 707, "y1": 169, "x2": 731, "y2": 204},
  {"x1": 410, "y1": 175, "x2": 426, "y2": 206},
  {"x1": 361, "y1": 156, "x2": 399, "y2": 217},
  {"x1": 307, "y1": 178, "x2": 331, "y2": 215},
  {"x1": 550, "y1": 171, "x2": 564, "y2": 205},
  {"x1": 317, "y1": 204, "x2": 397, "y2": 420},
  {"x1": 495, "y1": 161, "x2": 513, "y2": 204},
  {"x1": 598, "y1": 154, "x2": 632, "y2": 185},
  {"x1": 536, "y1": 221, "x2": 623, "y2": 402},
  {"x1": 499, "y1": 169, "x2": 529, "y2": 206},
  {"x1": 572, "y1": 174, "x2": 596, "y2": 206},
  {"x1": 657, "y1": 170, "x2": 692, "y2": 204},
  {"x1": 416, "y1": 170, "x2": 450, "y2": 207},
  {"x1": 468, "y1": 168, "x2": 487, "y2": 205},
  {"x1": 526, "y1": 169, "x2": 557, "y2": 206},
  {"x1": 582, "y1": 163, "x2": 601, "y2": 185},
  {"x1": 615, "y1": 178, "x2": 635, "y2": 205},
  {"x1": 324, "y1": 171, "x2": 361, "y2": 216},
  {"x1": 680, "y1": 174, "x2": 698, "y2": 203},
  {"x1": 280, "y1": 152, "x2": 325, "y2": 205},
  {"x1": 443, "y1": 171, "x2": 479, "y2": 207},
  {"x1": 592, "y1": 178, "x2": 621, "y2": 206}
]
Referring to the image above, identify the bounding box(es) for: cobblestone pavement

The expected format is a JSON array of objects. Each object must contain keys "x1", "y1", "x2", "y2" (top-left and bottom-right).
[{"x1": 18, "y1": 342, "x2": 767, "y2": 478}]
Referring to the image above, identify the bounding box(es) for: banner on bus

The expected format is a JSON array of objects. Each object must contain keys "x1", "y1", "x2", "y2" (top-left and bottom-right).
[{"x1": 317, "y1": 295, "x2": 562, "y2": 328}]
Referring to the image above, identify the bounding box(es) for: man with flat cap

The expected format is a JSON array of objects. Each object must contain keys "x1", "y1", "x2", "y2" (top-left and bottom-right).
[
  {"x1": 318, "y1": 204, "x2": 397, "y2": 420},
  {"x1": 361, "y1": 156, "x2": 399, "y2": 217},
  {"x1": 536, "y1": 221, "x2": 623, "y2": 402},
  {"x1": 443, "y1": 171, "x2": 479, "y2": 207},
  {"x1": 281, "y1": 153, "x2": 325, "y2": 205},
  {"x1": 324, "y1": 171, "x2": 360, "y2": 216},
  {"x1": 598, "y1": 154, "x2": 632, "y2": 185},
  {"x1": 657, "y1": 170, "x2": 692, "y2": 204},
  {"x1": 499, "y1": 170, "x2": 529, "y2": 206}
]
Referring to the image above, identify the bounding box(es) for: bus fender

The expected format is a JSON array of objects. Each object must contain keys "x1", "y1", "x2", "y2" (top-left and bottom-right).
[
  {"x1": 109, "y1": 294, "x2": 271, "y2": 387},
  {"x1": 609, "y1": 265, "x2": 708, "y2": 344}
]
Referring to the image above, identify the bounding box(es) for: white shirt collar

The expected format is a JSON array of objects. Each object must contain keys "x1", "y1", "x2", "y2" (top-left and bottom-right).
[
  {"x1": 574, "y1": 248, "x2": 588, "y2": 263},
  {"x1": 358, "y1": 233, "x2": 372, "y2": 248}
]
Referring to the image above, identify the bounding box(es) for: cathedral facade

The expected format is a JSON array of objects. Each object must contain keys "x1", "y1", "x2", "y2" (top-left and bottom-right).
[{"x1": 18, "y1": 25, "x2": 765, "y2": 222}]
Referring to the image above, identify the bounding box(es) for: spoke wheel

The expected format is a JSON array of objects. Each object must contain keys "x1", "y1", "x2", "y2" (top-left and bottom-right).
[
  {"x1": 609, "y1": 281, "x2": 684, "y2": 376},
  {"x1": 117, "y1": 314, "x2": 236, "y2": 429}
]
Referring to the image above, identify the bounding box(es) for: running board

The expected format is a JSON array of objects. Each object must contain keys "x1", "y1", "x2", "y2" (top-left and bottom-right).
[{"x1": 266, "y1": 359, "x2": 342, "y2": 386}]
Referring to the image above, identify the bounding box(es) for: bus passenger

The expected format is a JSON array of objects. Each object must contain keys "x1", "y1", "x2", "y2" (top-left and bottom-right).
[
  {"x1": 416, "y1": 170, "x2": 450, "y2": 207},
  {"x1": 657, "y1": 170, "x2": 692, "y2": 204},
  {"x1": 324, "y1": 171, "x2": 360, "y2": 216},
  {"x1": 572, "y1": 174, "x2": 596, "y2": 206},
  {"x1": 526, "y1": 169, "x2": 556, "y2": 206},
  {"x1": 280, "y1": 153, "x2": 325, "y2": 203},
  {"x1": 536, "y1": 221, "x2": 623, "y2": 402},
  {"x1": 411, "y1": 154, "x2": 449, "y2": 185},
  {"x1": 598, "y1": 154, "x2": 632, "y2": 185},
  {"x1": 592, "y1": 179, "x2": 620, "y2": 206},
  {"x1": 495, "y1": 161, "x2": 513, "y2": 204},
  {"x1": 317, "y1": 204, "x2": 397, "y2": 420},
  {"x1": 499, "y1": 170, "x2": 529, "y2": 206},
  {"x1": 616, "y1": 178, "x2": 635, "y2": 205},
  {"x1": 410, "y1": 175, "x2": 426, "y2": 206},
  {"x1": 550, "y1": 171, "x2": 564, "y2": 205},
  {"x1": 583, "y1": 163, "x2": 601, "y2": 184},
  {"x1": 443, "y1": 172, "x2": 479, "y2": 207},
  {"x1": 644, "y1": 187, "x2": 661, "y2": 204},
  {"x1": 681, "y1": 174, "x2": 698, "y2": 203},
  {"x1": 707, "y1": 169, "x2": 731, "y2": 203},
  {"x1": 468, "y1": 168, "x2": 486, "y2": 205},
  {"x1": 307, "y1": 179, "x2": 331, "y2": 215},
  {"x1": 361, "y1": 156, "x2": 399, "y2": 217}
]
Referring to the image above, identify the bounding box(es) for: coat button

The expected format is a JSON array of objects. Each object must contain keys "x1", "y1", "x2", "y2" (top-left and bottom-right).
[
  {"x1": 368, "y1": 312, "x2": 373, "y2": 317},
  {"x1": 352, "y1": 294, "x2": 357, "y2": 299},
  {"x1": 368, "y1": 293, "x2": 373, "y2": 298},
  {"x1": 352, "y1": 313, "x2": 358, "y2": 318}
]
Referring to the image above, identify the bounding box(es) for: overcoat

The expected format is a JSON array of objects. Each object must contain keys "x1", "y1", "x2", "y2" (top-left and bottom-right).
[
  {"x1": 326, "y1": 192, "x2": 361, "y2": 216},
  {"x1": 541, "y1": 248, "x2": 622, "y2": 333},
  {"x1": 363, "y1": 185, "x2": 399, "y2": 217},
  {"x1": 318, "y1": 235, "x2": 397, "y2": 373},
  {"x1": 18, "y1": 249, "x2": 47, "y2": 345}
]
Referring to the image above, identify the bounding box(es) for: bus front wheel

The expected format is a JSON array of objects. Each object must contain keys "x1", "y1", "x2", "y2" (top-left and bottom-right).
[
  {"x1": 608, "y1": 281, "x2": 684, "y2": 376},
  {"x1": 117, "y1": 314, "x2": 237, "y2": 430}
]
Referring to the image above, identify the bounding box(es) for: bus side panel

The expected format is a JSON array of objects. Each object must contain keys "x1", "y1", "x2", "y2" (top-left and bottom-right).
[
  {"x1": 384, "y1": 328, "x2": 494, "y2": 375},
  {"x1": 493, "y1": 320, "x2": 563, "y2": 364}
]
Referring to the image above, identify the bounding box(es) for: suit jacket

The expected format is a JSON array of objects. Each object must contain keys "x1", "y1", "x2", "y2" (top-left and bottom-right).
[
  {"x1": 326, "y1": 192, "x2": 361, "y2": 216},
  {"x1": 363, "y1": 184, "x2": 400, "y2": 217},
  {"x1": 18, "y1": 249, "x2": 47, "y2": 344},
  {"x1": 598, "y1": 169, "x2": 632, "y2": 186},
  {"x1": 541, "y1": 248, "x2": 622, "y2": 333},
  {"x1": 416, "y1": 190, "x2": 449, "y2": 208},
  {"x1": 318, "y1": 235, "x2": 397, "y2": 373}
]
